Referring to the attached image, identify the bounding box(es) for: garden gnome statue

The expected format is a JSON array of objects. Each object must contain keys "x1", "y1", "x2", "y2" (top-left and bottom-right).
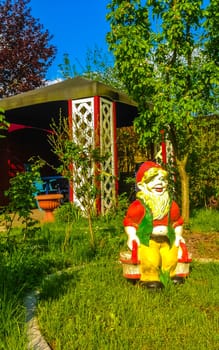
[{"x1": 123, "y1": 161, "x2": 185, "y2": 289}]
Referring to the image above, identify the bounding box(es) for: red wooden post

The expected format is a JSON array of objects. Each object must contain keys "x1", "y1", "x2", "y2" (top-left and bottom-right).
[
  {"x1": 112, "y1": 101, "x2": 119, "y2": 197},
  {"x1": 94, "y1": 96, "x2": 101, "y2": 214},
  {"x1": 160, "y1": 129, "x2": 167, "y2": 164},
  {"x1": 68, "y1": 99, "x2": 73, "y2": 202}
]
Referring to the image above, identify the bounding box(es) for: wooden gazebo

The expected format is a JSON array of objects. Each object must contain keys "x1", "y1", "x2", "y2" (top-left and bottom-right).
[{"x1": 0, "y1": 77, "x2": 138, "y2": 211}]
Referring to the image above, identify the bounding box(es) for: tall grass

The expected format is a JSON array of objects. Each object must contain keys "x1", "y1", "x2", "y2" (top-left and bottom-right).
[{"x1": 0, "y1": 287, "x2": 26, "y2": 350}]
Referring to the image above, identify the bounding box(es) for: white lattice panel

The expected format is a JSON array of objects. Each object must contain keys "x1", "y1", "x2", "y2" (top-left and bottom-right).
[
  {"x1": 100, "y1": 98, "x2": 116, "y2": 214},
  {"x1": 72, "y1": 98, "x2": 95, "y2": 210},
  {"x1": 72, "y1": 98, "x2": 94, "y2": 148},
  {"x1": 70, "y1": 97, "x2": 116, "y2": 215}
]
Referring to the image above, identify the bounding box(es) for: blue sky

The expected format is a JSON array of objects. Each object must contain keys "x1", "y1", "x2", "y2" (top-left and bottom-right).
[
  {"x1": 29, "y1": 0, "x2": 210, "y2": 81},
  {"x1": 29, "y1": 0, "x2": 110, "y2": 80}
]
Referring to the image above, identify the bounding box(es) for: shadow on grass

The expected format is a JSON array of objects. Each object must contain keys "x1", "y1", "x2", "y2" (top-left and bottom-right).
[{"x1": 39, "y1": 269, "x2": 81, "y2": 301}]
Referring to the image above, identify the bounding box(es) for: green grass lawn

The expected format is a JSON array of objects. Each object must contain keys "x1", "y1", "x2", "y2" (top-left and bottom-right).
[
  {"x1": 37, "y1": 260, "x2": 219, "y2": 350},
  {"x1": 0, "y1": 207, "x2": 218, "y2": 349}
]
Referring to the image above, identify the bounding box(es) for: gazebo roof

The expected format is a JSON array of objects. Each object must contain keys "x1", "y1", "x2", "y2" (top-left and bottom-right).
[{"x1": 0, "y1": 76, "x2": 137, "y2": 111}]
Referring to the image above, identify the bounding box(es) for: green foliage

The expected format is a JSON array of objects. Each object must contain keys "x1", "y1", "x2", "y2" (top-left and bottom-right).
[
  {"x1": 106, "y1": 0, "x2": 219, "y2": 221},
  {"x1": 203, "y1": 0, "x2": 219, "y2": 64},
  {"x1": 48, "y1": 115, "x2": 110, "y2": 207},
  {"x1": 54, "y1": 202, "x2": 82, "y2": 223},
  {"x1": 189, "y1": 115, "x2": 219, "y2": 208},
  {"x1": 58, "y1": 47, "x2": 124, "y2": 90},
  {"x1": 58, "y1": 53, "x2": 78, "y2": 79},
  {"x1": 47, "y1": 114, "x2": 111, "y2": 249},
  {"x1": 107, "y1": 0, "x2": 218, "y2": 151},
  {"x1": 4, "y1": 159, "x2": 44, "y2": 237}
]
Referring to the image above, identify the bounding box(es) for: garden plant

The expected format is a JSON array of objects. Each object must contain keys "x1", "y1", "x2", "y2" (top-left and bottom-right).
[
  {"x1": 2, "y1": 159, "x2": 45, "y2": 238},
  {"x1": 47, "y1": 114, "x2": 111, "y2": 250}
]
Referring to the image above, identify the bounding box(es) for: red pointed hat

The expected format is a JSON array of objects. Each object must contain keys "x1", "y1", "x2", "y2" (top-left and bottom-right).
[{"x1": 136, "y1": 161, "x2": 162, "y2": 183}]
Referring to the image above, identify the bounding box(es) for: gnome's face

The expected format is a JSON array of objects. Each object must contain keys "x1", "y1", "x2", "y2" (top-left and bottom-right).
[
  {"x1": 147, "y1": 171, "x2": 168, "y2": 196},
  {"x1": 138, "y1": 169, "x2": 168, "y2": 197}
]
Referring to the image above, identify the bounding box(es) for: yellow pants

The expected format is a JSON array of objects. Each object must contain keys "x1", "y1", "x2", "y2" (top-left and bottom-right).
[{"x1": 138, "y1": 240, "x2": 178, "y2": 282}]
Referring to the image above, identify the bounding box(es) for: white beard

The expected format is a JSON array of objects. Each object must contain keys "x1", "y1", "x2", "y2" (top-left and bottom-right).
[{"x1": 137, "y1": 190, "x2": 170, "y2": 220}]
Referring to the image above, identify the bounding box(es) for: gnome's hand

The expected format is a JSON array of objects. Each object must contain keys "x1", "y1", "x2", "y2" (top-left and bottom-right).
[
  {"x1": 124, "y1": 226, "x2": 140, "y2": 250},
  {"x1": 174, "y1": 225, "x2": 185, "y2": 247}
]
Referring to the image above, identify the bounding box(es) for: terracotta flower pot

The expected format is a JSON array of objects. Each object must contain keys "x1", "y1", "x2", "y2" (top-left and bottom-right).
[{"x1": 35, "y1": 193, "x2": 63, "y2": 222}]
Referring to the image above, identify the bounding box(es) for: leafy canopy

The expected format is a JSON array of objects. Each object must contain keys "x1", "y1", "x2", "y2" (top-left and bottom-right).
[{"x1": 106, "y1": 0, "x2": 219, "y2": 161}]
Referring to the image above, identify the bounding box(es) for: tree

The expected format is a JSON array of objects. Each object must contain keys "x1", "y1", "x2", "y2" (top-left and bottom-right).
[
  {"x1": 106, "y1": 0, "x2": 219, "y2": 223},
  {"x1": 47, "y1": 115, "x2": 110, "y2": 250},
  {"x1": 0, "y1": 0, "x2": 56, "y2": 97},
  {"x1": 58, "y1": 46, "x2": 124, "y2": 90}
]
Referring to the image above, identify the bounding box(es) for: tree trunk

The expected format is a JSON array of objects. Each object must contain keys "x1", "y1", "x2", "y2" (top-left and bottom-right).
[{"x1": 176, "y1": 155, "x2": 190, "y2": 225}]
